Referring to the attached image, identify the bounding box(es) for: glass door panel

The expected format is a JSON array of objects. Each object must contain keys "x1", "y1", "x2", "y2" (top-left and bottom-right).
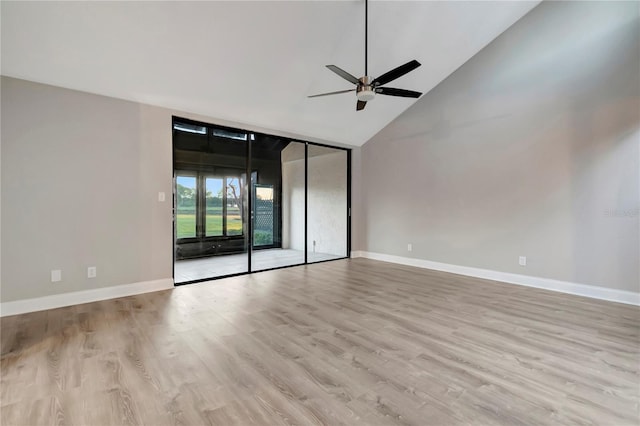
[
  {"x1": 253, "y1": 184, "x2": 274, "y2": 247},
  {"x1": 173, "y1": 119, "x2": 249, "y2": 283},
  {"x1": 176, "y1": 175, "x2": 197, "y2": 239},
  {"x1": 251, "y1": 136, "x2": 305, "y2": 271},
  {"x1": 226, "y1": 177, "x2": 244, "y2": 236},
  {"x1": 307, "y1": 145, "x2": 348, "y2": 262},
  {"x1": 205, "y1": 177, "x2": 223, "y2": 237}
]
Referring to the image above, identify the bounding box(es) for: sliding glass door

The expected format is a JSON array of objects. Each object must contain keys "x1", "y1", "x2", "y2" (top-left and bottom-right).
[
  {"x1": 307, "y1": 145, "x2": 349, "y2": 262},
  {"x1": 173, "y1": 122, "x2": 249, "y2": 282},
  {"x1": 251, "y1": 138, "x2": 306, "y2": 272},
  {"x1": 172, "y1": 117, "x2": 349, "y2": 284}
]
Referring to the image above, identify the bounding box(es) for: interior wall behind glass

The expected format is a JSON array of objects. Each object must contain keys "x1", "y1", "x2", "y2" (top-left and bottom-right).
[
  {"x1": 307, "y1": 145, "x2": 348, "y2": 260},
  {"x1": 281, "y1": 142, "x2": 306, "y2": 253}
]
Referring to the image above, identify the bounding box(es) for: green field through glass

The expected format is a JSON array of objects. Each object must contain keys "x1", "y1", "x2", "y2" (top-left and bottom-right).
[
  {"x1": 176, "y1": 209, "x2": 243, "y2": 239},
  {"x1": 226, "y1": 177, "x2": 243, "y2": 236},
  {"x1": 226, "y1": 206, "x2": 243, "y2": 236},
  {"x1": 176, "y1": 175, "x2": 196, "y2": 238},
  {"x1": 206, "y1": 178, "x2": 224, "y2": 236}
]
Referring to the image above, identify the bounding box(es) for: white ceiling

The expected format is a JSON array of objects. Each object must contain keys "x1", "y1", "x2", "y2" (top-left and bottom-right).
[{"x1": 1, "y1": 1, "x2": 539, "y2": 146}]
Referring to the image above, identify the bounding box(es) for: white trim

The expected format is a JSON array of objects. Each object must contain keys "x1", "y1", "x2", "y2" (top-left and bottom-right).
[
  {"x1": 350, "y1": 250, "x2": 364, "y2": 258},
  {"x1": 358, "y1": 251, "x2": 639, "y2": 306},
  {"x1": 0, "y1": 278, "x2": 174, "y2": 317}
]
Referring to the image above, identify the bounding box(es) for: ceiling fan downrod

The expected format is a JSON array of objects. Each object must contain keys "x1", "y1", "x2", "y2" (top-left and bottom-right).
[{"x1": 365, "y1": 0, "x2": 368, "y2": 77}]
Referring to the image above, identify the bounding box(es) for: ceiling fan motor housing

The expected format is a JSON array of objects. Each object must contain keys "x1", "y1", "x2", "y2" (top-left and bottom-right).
[{"x1": 357, "y1": 76, "x2": 376, "y2": 102}]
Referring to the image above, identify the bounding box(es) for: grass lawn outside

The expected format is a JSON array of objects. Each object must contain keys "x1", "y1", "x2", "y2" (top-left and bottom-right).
[{"x1": 176, "y1": 212, "x2": 242, "y2": 239}]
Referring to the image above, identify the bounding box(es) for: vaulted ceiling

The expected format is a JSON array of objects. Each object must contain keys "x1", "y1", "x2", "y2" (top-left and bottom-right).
[{"x1": 1, "y1": 1, "x2": 539, "y2": 146}]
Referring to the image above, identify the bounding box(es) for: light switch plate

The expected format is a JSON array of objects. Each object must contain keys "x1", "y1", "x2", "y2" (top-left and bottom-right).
[
  {"x1": 158, "y1": 192, "x2": 166, "y2": 202},
  {"x1": 51, "y1": 270, "x2": 62, "y2": 282}
]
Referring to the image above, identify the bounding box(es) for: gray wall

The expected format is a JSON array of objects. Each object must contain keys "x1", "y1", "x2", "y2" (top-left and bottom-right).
[
  {"x1": 361, "y1": 1, "x2": 639, "y2": 293},
  {"x1": 1, "y1": 77, "x2": 173, "y2": 302},
  {"x1": 0, "y1": 76, "x2": 352, "y2": 303}
]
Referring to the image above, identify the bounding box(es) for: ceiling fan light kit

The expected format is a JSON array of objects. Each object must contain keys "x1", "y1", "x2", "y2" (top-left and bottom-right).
[
  {"x1": 309, "y1": 0, "x2": 422, "y2": 111},
  {"x1": 356, "y1": 77, "x2": 376, "y2": 102}
]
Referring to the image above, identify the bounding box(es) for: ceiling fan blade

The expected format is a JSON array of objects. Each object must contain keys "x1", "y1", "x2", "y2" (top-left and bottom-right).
[
  {"x1": 372, "y1": 60, "x2": 421, "y2": 87},
  {"x1": 375, "y1": 87, "x2": 422, "y2": 98},
  {"x1": 357, "y1": 100, "x2": 367, "y2": 111},
  {"x1": 326, "y1": 65, "x2": 360, "y2": 85},
  {"x1": 308, "y1": 89, "x2": 356, "y2": 98}
]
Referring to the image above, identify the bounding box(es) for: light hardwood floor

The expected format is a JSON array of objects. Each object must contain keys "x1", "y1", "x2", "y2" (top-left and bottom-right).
[
  {"x1": 2, "y1": 258, "x2": 639, "y2": 425},
  {"x1": 175, "y1": 249, "x2": 340, "y2": 283}
]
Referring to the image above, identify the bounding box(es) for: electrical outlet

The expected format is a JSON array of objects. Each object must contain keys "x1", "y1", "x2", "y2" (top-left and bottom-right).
[
  {"x1": 519, "y1": 256, "x2": 527, "y2": 266},
  {"x1": 158, "y1": 192, "x2": 166, "y2": 202},
  {"x1": 51, "y1": 270, "x2": 62, "y2": 282},
  {"x1": 408, "y1": 243, "x2": 413, "y2": 252},
  {"x1": 88, "y1": 266, "x2": 97, "y2": 278}
]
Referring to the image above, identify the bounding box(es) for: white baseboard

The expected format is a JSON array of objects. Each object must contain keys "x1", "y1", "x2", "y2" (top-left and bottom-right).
[
  {"x1": 0, "y1": 278, "x2": 175, "y2": 317},
  {"x1": 350, "y1": 250, "x2": 364, "y2": 258},
  {"x1": 358, "y1": 251, "x2": 639, "y2": 306}
]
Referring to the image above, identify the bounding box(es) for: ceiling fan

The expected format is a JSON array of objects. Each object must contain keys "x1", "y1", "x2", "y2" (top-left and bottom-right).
[{"x1": 308, "y1": 0, "x2": 422, "y2": 111}]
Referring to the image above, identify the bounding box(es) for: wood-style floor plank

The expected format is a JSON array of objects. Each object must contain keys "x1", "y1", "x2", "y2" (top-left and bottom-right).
[{"x1": 2, "y1": 258, "x2": 639, "y2": 425}]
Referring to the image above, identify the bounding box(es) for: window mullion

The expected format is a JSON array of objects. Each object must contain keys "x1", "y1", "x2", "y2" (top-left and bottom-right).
[
  {"x1": 197, "y1": 174, "x2": 205, "y2": 239},
  {"x1": 222, "y1": 177, "x2": 228, "y2": 236}
]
